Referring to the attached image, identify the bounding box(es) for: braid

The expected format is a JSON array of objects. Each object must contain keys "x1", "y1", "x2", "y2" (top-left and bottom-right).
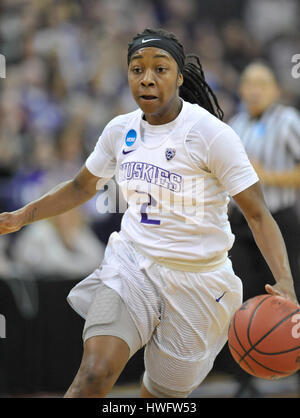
[
  {"x1": 128, "y1": 29, "x2": 224, "y2": 120},
  {"x1": 180, "y1": 54, "x2": 224, "y2": 120}
]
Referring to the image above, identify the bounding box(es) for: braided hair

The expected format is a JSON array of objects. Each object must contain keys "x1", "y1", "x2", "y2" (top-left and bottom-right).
[{"x1": 128, "y1": 28, "x2": 224, "y2": 120}]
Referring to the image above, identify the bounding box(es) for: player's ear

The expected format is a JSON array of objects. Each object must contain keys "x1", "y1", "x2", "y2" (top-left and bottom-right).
[{"x1": 177, "y1": 72, "x2": 183, "y2": 88}]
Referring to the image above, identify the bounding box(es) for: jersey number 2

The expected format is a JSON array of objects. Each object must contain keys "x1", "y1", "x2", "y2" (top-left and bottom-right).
[{"x1": 136, "y1": 190, "x2": 161, "y2": 225}]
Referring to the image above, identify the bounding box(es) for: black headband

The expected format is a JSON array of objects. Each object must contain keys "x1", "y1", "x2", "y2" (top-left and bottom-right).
[{"x1": 127, "y1": 36, "x2": 185, "y2": 72}]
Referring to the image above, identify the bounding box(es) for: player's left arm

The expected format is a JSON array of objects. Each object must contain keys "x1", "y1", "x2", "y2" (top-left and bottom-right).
[{"x1": 233, "y1": 181, "x2": 298, "y2": 305}]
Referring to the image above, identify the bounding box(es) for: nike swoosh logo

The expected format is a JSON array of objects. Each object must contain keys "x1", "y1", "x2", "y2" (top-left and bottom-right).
[
  {"x1": 215, "y1": 291, "x2": 227, "y2": 302},
  {"x1": 142, "y1": 38, "x2": 161, "y2": 43},
  {"x1": 122, "y1": 149, "x2": 135, "y2": 155}
]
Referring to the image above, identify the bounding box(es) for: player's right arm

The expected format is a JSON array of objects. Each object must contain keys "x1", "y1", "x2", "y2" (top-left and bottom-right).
[{"x1": 0, "y1": 164, "x2": 108, "y2": 236}]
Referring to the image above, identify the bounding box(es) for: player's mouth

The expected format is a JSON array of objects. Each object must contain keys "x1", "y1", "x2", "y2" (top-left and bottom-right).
[{"x1": 139, "y1": 95, "x2": 158, "y2": 102}]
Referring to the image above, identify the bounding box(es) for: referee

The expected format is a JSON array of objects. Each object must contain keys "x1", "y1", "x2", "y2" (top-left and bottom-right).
[{"x1": 228, "y1": 62, "x2": 300, "y2": 396}]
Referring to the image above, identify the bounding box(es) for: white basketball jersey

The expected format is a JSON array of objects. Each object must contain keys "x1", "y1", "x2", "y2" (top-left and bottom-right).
[{"x1": 86, "y1": 100, "x2": 258, "y2": 270}]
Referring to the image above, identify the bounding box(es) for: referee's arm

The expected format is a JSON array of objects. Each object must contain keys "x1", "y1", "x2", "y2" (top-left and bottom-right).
[
  {"x1": 252, "y1": 161, "x2": 300, "y2": 187},
  {"x1": 233, "y1": 181, "x2": 299, "y2": 305}
]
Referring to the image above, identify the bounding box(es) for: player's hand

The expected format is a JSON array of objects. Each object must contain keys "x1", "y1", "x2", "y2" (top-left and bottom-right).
[
  {"x1": 0, "y1": 211, "x2": 25, "y2": 236},
  {"x1": 265, "y1": 283, "x2": 299, "y2": 306}
]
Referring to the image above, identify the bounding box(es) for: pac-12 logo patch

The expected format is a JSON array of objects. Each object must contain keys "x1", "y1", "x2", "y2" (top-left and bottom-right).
[
  {"x1": 125, "y1": 129, "x2": 137, "y2": 147},
  {"x1": 165, "y1": 148, "x2": 176, "y2": 161}
]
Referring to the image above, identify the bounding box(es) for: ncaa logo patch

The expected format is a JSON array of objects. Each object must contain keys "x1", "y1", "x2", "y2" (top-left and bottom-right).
[
  {"x1": 125, "y1": 129, "x2": 137, "y2": 147},
  {"x1": 165, "y1": 148, "x2": 176, "y2": 161}
]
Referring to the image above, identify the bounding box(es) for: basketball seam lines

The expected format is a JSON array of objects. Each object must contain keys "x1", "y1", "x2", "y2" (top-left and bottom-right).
[
  {"x1": 229, "y1": 341, "x2": 288, "y2": 375},
  {"x1": 232, "y1": 295, "x2": 270, "y2": 364},
  {"x1": 246, "y1": 295, "x2": 271, "y2": 357},
  {"x1": 248, "y1": 308, "x2": 300, "y2": 356},
  {"x1": 246, "y1": 307, "x2": 300, "y2": 359},
  {"x1": 228, "y1": 342, "x2": 256, "y2": 374},
  {"x1": 233, "y1": 311, "x2": 288, "y2": 375},
  {"x1": 230, "y1": 306, "x2": 273, "y2": 374},
  {"x1": 232, "y1": 296, "x2": 300, "y2": 375},
  {"x1": 243, "y1": 296, "x2": 282, "y2": 362}
]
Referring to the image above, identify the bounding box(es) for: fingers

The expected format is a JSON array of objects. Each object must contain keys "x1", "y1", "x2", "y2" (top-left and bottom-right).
[
  {"x1": 265, "y1": 284, "x2": 279, "y2": 296},
  {"x1": 265, "y1": 284, "x2": 299, "y2": 305}
]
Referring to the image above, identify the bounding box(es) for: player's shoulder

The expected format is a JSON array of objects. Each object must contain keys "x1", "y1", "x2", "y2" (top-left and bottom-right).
[
  {"x1": 104, "y1": 108, "x2": 141, "y2": 133},
  {"x1": 186, "y1": 102, "x2": 234, "y2": 145}
]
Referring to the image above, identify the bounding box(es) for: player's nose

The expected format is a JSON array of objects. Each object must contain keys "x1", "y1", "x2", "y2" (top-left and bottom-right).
[{"x1": 141, "y1": 69, "x2": 155, "y2": 87}]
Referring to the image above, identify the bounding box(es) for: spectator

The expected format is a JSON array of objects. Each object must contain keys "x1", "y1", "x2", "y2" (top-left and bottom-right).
[{"x1": 12, "y1": 208, "x2": 105, "y2": 279}]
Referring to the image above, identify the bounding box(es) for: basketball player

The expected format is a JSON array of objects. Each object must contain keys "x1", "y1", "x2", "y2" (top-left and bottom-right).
[{"x1": 0, "y1": 29, "x2": 298, "y2": 398}]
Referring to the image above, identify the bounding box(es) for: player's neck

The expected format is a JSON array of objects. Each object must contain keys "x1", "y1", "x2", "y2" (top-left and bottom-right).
[{"x1": 144, "y1": 98, "x2": 183, "y2": 126}]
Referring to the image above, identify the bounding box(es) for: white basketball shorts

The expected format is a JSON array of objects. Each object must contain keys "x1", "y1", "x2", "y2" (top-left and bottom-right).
[{"x1": 67, "y1": 231, "x2": 243, "y2": 396}]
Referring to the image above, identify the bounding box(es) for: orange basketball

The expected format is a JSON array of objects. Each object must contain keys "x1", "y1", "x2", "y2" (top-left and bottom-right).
[{"x1": 228, "y1": 294, "x2": 300, "y2": 379}]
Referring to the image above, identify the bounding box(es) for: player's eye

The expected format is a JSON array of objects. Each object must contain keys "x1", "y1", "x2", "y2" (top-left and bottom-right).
[
  {"x1": 157, "y1": 66, "x2": 167, "y2": 73},
  {"x1": 132, "y1": 67, "x2": 142, "y2": 74}
]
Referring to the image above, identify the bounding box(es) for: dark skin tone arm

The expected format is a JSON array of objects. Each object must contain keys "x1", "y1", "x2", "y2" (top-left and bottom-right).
[
  {"x1": 0, "y1": 165, "x2": 107, "y2": 235},
  {"x1": 233, "y1": 181, "x2": 298, "y2": 305}
]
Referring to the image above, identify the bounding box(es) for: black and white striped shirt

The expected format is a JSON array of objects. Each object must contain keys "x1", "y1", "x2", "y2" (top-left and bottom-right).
[{"x1": 229, "y1": 103, "x2": 300, "y2": 212}]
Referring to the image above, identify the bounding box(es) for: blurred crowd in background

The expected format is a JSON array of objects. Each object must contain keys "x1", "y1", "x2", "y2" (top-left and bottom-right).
[{"x1": 0, "y1": 0, "x2": 299, "y2": 280}]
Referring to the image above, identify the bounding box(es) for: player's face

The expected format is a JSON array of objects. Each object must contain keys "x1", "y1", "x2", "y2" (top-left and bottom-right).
[
  {"x1": 128, "y1": 47, "x2": 183, "y2": 125},
  {"x1": 239, "y1": 65, "x2": 280, "y2": 118}
]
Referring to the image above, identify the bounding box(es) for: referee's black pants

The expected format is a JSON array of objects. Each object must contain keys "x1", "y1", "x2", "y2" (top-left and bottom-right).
[{"x1": 229, "y1": 205, "x2": 300, "y2": 302}]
